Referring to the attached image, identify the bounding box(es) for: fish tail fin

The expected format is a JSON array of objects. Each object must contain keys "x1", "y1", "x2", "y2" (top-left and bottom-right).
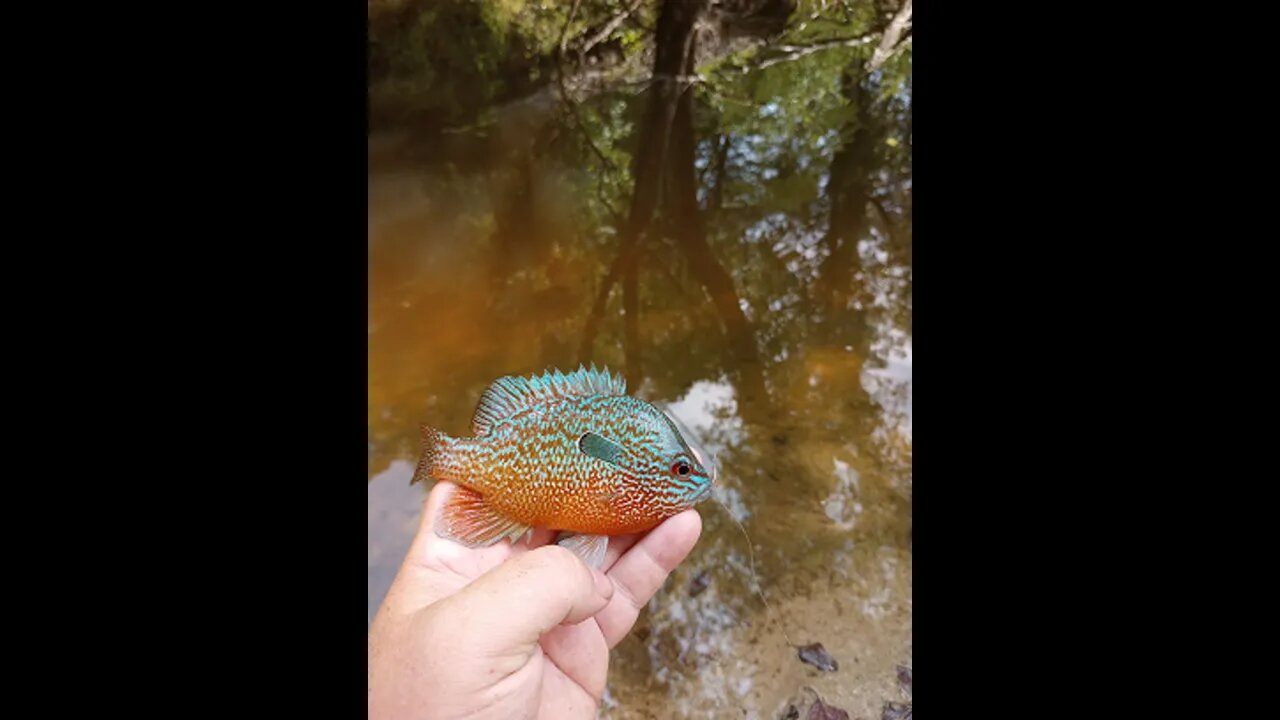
[
  {"x1": 411, "y1": 424, "x2": 451, "y2": 485},
  {"x1": 434, "y1": 485, "x2": 531, "y2": 548}
]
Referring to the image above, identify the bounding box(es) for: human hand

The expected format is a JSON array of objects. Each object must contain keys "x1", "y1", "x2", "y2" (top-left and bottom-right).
[{"x1": 368, "y1": 480, "x2": 703, "y2": 720}]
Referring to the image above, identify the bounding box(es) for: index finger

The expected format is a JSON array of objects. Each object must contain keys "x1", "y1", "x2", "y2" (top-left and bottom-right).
[{"x1": 594, "y1": 510, "x2": 702, "y2": 647}]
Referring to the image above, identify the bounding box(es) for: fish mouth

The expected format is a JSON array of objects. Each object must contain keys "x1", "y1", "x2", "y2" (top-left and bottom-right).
[{"x1": 688, "y1": 482, "x2": 713, "y2": 505}]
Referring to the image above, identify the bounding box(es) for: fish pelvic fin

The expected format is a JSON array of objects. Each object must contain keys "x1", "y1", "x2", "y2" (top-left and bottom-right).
[
  {"x1": 556, "y1": 532, "x2": 609, "y2": 570},
  {"x1": 411, "y1": 424, "x2": 452, "y2": 485},
  {"x1": 433, "y1": 485, "x2": 531, "y2": 548}
]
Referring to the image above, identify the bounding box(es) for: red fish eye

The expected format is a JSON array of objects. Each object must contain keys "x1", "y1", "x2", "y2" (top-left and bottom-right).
[{"x1": 673, "y1": 462, "x2": 691, "y2": 476}]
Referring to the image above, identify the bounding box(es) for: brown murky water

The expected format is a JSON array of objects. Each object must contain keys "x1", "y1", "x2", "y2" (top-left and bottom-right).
[{"x1": 368, "y1": 96, "x2": 911, "y2": 717}]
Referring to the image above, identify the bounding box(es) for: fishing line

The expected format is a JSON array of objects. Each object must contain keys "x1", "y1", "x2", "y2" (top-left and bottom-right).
[
  {"x1": 712, "y1": 496, "x2": 800, "y2": 648},
  {"x1": 659, "y1": 405, "x2": 803, "y2": 648}
]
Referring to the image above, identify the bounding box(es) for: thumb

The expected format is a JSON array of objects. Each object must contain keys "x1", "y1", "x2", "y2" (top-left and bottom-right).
[{"x1": 436, "y1": 544, "x2": 614, "y2": 657}]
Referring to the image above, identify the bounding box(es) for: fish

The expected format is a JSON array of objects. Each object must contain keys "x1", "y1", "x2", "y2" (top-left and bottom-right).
[{"x1": 412, "y1": 364, "x2": 717, "y2": 569}]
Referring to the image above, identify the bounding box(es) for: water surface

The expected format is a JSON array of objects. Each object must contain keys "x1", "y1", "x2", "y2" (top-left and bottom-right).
[{"x1": 367, "y1": 50, "x2": 911, "y2": 717}]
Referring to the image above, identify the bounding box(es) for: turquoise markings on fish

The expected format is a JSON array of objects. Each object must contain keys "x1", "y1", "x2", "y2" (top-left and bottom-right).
[{"x1": 412, "y1": 364, "x2": 716, "y2": 569}]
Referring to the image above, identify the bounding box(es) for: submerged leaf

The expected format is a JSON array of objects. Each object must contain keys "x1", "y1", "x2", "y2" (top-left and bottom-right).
[
  {"x1": 688, "y1": 570, "x2": 711, "y2": 597},
  {"x1": 797, "y1": 642, "x2": 838, "y2": 671},
  {"x1": 882, "y1": 701, "x2": 912, "y2": 720},
  {"x1": 808, "y1": 698, "x2": 850, "y2": 720}
]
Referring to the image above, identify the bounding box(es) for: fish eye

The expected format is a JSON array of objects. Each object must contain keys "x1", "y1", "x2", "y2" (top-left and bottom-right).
[{"x1": 672, "y1": 461, "x2": 691, "y2": 476}]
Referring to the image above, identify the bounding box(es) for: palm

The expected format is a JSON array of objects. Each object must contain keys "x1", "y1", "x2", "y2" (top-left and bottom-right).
[{"x1": 397, "y1": 482, "x2": 703, "y2": 719}]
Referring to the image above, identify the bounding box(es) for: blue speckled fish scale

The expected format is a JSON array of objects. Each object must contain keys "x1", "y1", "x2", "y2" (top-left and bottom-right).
[{"x1": 422, "y1": 364, "x2": 714, "y2": 543}]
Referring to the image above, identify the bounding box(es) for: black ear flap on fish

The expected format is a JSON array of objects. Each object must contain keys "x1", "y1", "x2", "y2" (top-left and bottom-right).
[{"x1": 578, "y1": 432, "x2": 626, "y2": 467}]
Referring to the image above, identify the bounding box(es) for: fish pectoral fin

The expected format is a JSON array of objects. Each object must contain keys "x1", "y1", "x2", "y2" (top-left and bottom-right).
[
  {"x1": 556, "y1": 532, "x2": 609, "y2": 570},
  {"x1": 433, "y1": 485, "x2": 530, "y2": 548}
]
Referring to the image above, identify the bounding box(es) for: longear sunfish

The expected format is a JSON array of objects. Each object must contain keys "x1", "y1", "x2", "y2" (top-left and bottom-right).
[{"x1": 413, "y1": 364, "x2": 716, "y2": 568}]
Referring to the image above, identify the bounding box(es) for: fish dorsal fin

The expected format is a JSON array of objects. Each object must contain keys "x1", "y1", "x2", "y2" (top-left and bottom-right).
[
  {"x1": 578, "y1": 431, "x2": 626, "y2": 467},
  {"x1": 471, "y1": 363, "x2": 626, "y2": 436}
]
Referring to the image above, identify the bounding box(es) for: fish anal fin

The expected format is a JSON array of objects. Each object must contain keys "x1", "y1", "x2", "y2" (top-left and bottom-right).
[
  {"x1": 433, "y1": 485, "x2": 530, "y2": 548},
  {"x1": 556, "y1": 532, "x2": 609, "y2": 570}
]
